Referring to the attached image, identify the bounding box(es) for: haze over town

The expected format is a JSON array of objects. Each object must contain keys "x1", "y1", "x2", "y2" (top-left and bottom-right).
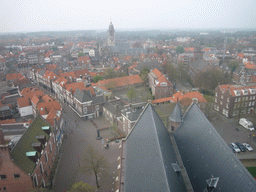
[{"x1": 1, "y1": 0, "x2": 256, "y2": 32}]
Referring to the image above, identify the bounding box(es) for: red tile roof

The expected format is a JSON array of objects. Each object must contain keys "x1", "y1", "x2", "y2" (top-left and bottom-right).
[
  {"x1": 20, "y1": 87, "x2": 45, "y2": 99},
  {"x1": 65, "y1": 82, "x2": 86, "y2": 94},
  {"x1": 37, "y1": 101, "x2": 61, "y2": 115},
  {"x1": 184, "y1": 47, "x2": 195, "y2": 52},
  {"x1": 156, "y1": 74, "x2": 172, "y2": 87},
  {"x1": 31, "y1": 95, "x2": 40, "y2": 106},
  {"x1": 237, "y1": 53, "x2": 244, "y2": 58},
  {"x1": 78, "y1": 56, "x2": 90, "y2": 64},
  {"x1": 0, "y1": 119, "x2": 16, "y2": 125},
  {"x1": 43, "y1": 71, "x2": 58, "y2": 80},
  {"x1": 73, "y1": 69, "x2": 90, "y2": 78},
  {"x1": 6, "y1": 73, "x2": 24, "y2": 81},
  {"x1": 151, "y1": 68, "x2": 162, "y2": 78},
  {"x1": 54, "y1": 77, "x2": 68, "y2": 87},
  {"x1": 42, "y1": 95, "x2": 53, "y2": 102},
  {"x1": 59, "y1": 71, "x2": 76, "y2": 79},
  {"x1": 219, "y1": 84, "x2": 256, "y2": 96},
  {"x1": 152, "y1": 91, "x2": 206, "y2": 104},
  {"x1": 90, "y1": 72, "x2": 104, "y2": 78},
  {"x1": 17, "y1": 96, "x2": 31, "y2": 108},
  {"x1": 96, "y1": 75, "x2": 143, "y2": 88},
  {"x1": 46, "y1": 108, "x2": 60, "y2": 126}
]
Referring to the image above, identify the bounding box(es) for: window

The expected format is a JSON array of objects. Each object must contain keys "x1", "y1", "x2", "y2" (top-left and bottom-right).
[
  {"x1": 227, "y1": 97, "x2": 229, "y2": 102},
  {"x1": 215, "y1": 98, "x2": 217, "y2": 103},
  {"x1": 3, "y1": 187, "x2": 6, "y2": 191},
  {"x1": 83, "y1": 106, "x2": 87, "y2": 114},
  {"x1": 0, "y1": 175, "x2": 7, "y2": 180},
  {"x1": 221, "y1": 95, "x2": 223, "y2": 99},
  {"x1": 226, "y1": 103, "x2": 229, "y2": 108},
  {"x1": 234, "y1": 104, "x2": 236, "y2": 109},
  {"x1": 215, "y1": 92, "x2": 218, "y2": 97},
  {"x1": 45, "y1": 152, "x2": 48, "y2": 162},
  {"x1": 220, "y1": 101, "x2": 223, "y2": 105},
  {"x1": 33, "y1": 175, "x2": 38, "y2": 187},
  {"x1": 246, "y1": 97, "x2": 248, "y2": 101},
  {"x1": 253, "y1": 96, "x2": 255, "y2": 100},
  {"x1": 14, "y1": 174, "x2": 20, "y2": 179},
  {"x1": 238, "y1": 98, "x2": 241, "y2": 102},
  {"x1": 235, "y1": 98, "x2": 237, "y2": 102},
  {"x1": 252, "y1": 102, "x2": 255, "y2": 106},
  {"x1": 49, "y1": 142, "x2": 52, "y2": 152},
  {"x1": 40, "y1": 162, "x2": 44, "y2": 174},
  {"x1": 249, "y1": 102, "x2": 252, "y2": 106},
  {"x1": 242, "y1": 97, "x2": 245, "y2": 101}
]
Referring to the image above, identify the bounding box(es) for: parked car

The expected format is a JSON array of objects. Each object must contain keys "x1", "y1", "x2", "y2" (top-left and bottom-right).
[
  {"x1": 230, "y1": 143, "x2": 241, "y2": 153},
  {"x1": 229, "y1": 145, "x2": 235, "y2": 153},
  {"x1": 242, "y1": 143, "x2": 253, "y2": 152},
  {"x1": 235, "y1": 142, "x2": 246, "y2": 152}
]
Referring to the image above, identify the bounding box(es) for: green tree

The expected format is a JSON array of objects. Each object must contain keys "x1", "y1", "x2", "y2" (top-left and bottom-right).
[
  {"x1": 93, "y1": 75, "x2": 103, "y2": 83},
  {"x1": 104, "y1": 68, "x2": 117, "y2": 79},
  {"x1": 176, "y1": 46, "x2": 185, "y2": 54},
  {"x1": 78, "y1": 52, "x2": 85, "y2": 57},
  {"x1": 194, "y1": 69, "x2": 232, "y2": 92},
  {"x1": 83, "y1": 145, "x2": 108, "y2": 189},
  {"x1": 139, "y1": 67, "x2": 150, "y2": 83},
  {"x1": 68, "y1": 181, "x2": 95, "y2": 192},
  {"x1": 105, "y1": 80, "x2": 117, "y2": 90},
  {"x1": 127, "y1": 87, "x2": 137, "y2": 103},
  {"x1": 228, "y1": 60, "x2": 239, "y2": 74}
]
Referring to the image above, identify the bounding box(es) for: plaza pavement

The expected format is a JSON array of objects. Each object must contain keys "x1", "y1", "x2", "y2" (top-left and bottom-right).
[{"x1": 53, "y1": 103, "x2": 120, "y2": 192}]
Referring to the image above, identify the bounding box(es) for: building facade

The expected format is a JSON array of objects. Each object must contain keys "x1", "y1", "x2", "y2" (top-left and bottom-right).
[{"x1": 214, "y1": 84, "x2": 256, "y2": 118}]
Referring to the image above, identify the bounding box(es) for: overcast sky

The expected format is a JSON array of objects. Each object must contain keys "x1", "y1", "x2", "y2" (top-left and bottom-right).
[{"x1": 1, "y1": 0, "x2": 256, "y2": 32}]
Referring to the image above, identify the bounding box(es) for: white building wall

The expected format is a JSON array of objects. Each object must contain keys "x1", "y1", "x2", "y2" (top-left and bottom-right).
[{"x1": 19, "y1": 106, "x2": 33, "y2": 117}]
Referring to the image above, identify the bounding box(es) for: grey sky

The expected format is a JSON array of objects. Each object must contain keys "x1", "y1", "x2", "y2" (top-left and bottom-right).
[{"x1": 1, "y1": 0, "x2": 256, "y2": 32}]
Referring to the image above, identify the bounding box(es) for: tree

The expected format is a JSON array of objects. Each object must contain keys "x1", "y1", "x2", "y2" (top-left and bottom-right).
[
  {"x1": 194, "y1": 69, "x2": 232, "y2": 92},
  {"x1": 228, "y1": 61, "x2": 239, "y2": 74},
  {"x1": 104, "y1": 68, "x2": 117, "y2": 79},
  {"x1": 139, "y1": 67, "x2": 150, "y2": 83},
  {"x1": 83, "y1": 145, "x2": 108, "y2": 189},
  {"x1": 78, "y1": 52, "x2": 85, "y2": 57},
  {"x1": 176, "y1": 46, "x2": 185, "y2": 54},
  {"x1": 68, "y1": 181, "x2": 95, "y2": 192},
  {"x1": 127, "y1": 87, "x2": 137, "y2": 103},
  {"x1": 93, "y1": 75, "x2": 102, "y2": 83}
]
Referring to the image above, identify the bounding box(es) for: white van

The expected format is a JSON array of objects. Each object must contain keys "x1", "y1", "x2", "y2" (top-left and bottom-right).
[{"x1": 239, "y1": 118, "x2": 254, "y2": 131}]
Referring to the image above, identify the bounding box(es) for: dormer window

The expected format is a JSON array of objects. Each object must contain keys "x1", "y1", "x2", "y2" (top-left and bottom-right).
[
  {"x1": 249, "y1": 88, "x2": 256, "y2": 94},
  {"x1": 160, "y1": 82, "x2": 167, "y2": 86},
  {"x1": 234, "y1": 90, "x2": 241, "y2": 96},
  {"x1": 241, "y1": 89, "x2": 248, "y2": 95}
]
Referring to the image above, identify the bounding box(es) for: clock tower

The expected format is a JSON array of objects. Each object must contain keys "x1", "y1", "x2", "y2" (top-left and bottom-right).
[{"x1": 108, "y1": 22, "x2": 115, "y2": 46}]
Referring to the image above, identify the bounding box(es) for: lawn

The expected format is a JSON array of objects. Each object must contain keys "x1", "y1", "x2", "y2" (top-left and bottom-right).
[{"x1": 247, "y1": 167, "x2": 256, "y2": 178}]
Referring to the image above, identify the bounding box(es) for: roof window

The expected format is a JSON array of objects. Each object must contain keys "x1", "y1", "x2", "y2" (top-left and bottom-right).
[
  {"x1": 249, "y1": 88, "x2": 256, "y2": 94},
  {"x1": 241, "y1": 89, "x2": 248, "y2": 95},
  {"x1": 234, "y1": 90, "x2": 241, "y2": 96}
]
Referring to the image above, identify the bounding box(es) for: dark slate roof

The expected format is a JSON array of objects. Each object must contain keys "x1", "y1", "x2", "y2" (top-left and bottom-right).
[
  {"x1": 174, "y1": 103, "x2": 256, "y2": 192},
  {"x1": 11, "y1": 116, "x2": 52, "y2": 174},
  {"x1": 135, "y1": 61, "x2": 163, "y2": 72},
  {"x1": 74, "y1": 89, "x2": 92, "y2": 103},
  {"x1": 124, "y1": 104, "x2": 187, "y2": 192},
  {"x1": 104, "y1": 102, "x2": 117, "y2": 114},
  {"x1": 92, "y1": 95, "x2": 105, "y2": 104},
  {"x1": 169, "y1": 103, "x2": 183, "y2": 123},
  {"x1": 190, "y1": 59, "x2": 209, "y2": 71},
  {"x1": 38, "y1": 69, "x2": 46, "y2": 76},
  {"x1": 122, "y1": 108, "x2": 143, "y2": 121}
]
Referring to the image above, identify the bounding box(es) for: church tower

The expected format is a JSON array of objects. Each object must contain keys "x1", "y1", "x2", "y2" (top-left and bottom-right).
[{"x1": 108, "y1": 22, "x2": 115, "y2": 46}]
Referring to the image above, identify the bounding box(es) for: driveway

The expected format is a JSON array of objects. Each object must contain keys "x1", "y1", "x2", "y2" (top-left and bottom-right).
[{"x1": 53, "y1": 103, "x2": 120, "y2": 192}]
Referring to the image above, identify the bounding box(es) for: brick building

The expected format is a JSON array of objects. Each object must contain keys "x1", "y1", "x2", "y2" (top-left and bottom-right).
[
  {"x1": 214, "y1": 84, "x2": 256, "y2": 118},
  {"x1": 148, "y1": 68, "x2": 174, "y2": 100},
  {"x1": 0, "y1": 115, "x2": 63, "y2": 190}
]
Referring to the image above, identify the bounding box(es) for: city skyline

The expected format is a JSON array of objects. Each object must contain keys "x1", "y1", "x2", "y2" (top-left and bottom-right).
[{"x1": 1, "y1": 0, "x2": 256, "y2": 33}]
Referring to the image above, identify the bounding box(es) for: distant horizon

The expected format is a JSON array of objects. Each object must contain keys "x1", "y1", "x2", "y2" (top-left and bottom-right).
[
  {"x1": 1, "y1": 0, "x2": 256, "y2": 34},
  {"x1": 1, "y1": 27, "x2": 256, "y2": 34}
]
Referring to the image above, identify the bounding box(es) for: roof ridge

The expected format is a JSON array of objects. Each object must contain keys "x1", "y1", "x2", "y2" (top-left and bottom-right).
[{"x1": 149, "y1": 104, "x2": 171, "y2": 191}]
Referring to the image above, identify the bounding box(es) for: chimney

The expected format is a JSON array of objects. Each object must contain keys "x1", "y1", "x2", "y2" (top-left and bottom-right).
[{"x1": 206, "y1": 177, "x2": 219, "y2": 192}]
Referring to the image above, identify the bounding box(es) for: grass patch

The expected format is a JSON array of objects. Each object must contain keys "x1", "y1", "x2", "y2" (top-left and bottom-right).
[{"x1": 247, "y1": 167, "x2": 256, "y2": 177}]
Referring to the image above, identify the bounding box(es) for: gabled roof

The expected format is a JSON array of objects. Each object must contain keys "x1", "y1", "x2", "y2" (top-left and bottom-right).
[
  {"x1": 11, "y1": 115, "x2": 52, "y2": 174},
  {"x1": 174, "y1": 103, "x2": 256, "y2": 192},
  {"x1": 41, "y1": 94, "x2": 53, "y2": 102},
  {"x1": 124, "y1": 104, "x2": 187, "y2": 192},
  {"x1": 96, "y1": 75, "x2": 142, "y2": 88},
  {"x1": 65, "y1": 82, "x2": 86, "y2": 94},
  {"x1": 74, "y1": 89, "x2": 92, "y2": 103},
  {"x1": 46, "y1": 108, "x2": 61, "y2": 126},
  {"x1": 43, "y1": 71, "x2": 58, "y2": 80},
  {"x1": 218, "y1": 84, "x2": 256, "y2": 96},
  {"x1": 37, "y1": 101, "x2": 61, "y2": 115},
  {"x1": 17, "y1": 96, "x2": 31, "y2": 108},
  {"x1": 20, "y1": 87, "x2": 44, "y2": 100},
  {"x1": 151, "y1": 68, "x2": 162, "y2": 78},
  {"x1": 31, "y1": 95, "x2": 39, "y2": 106},
  {"x1": 6, "y1": 73, "x2": 24, "y2": 81},
  {"x1": 169, "y1": 103, "x2": 182, "y2": 123},
  {"x1": 73, "y1": 69, "x2": 90, "y2": 78},
  {"x1": 59, "y1": 71, "x2": 76, "y2": 79},
  {"x1": 54, "y1": 76, "x2": 68, "y2": 87},
  {"x1": 156, "y1": 74, "x2": 172, "y2": 86}
]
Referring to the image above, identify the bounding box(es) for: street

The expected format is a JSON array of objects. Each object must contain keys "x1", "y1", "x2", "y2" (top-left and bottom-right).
[{"x1": 53, "y1": 103, "x2": 119, "y2": 192}]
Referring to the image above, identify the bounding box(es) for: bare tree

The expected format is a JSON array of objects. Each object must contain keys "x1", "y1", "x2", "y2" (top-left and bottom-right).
[{"x1": 83, "y1": 145, "x2": 108, "y2": 189}]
